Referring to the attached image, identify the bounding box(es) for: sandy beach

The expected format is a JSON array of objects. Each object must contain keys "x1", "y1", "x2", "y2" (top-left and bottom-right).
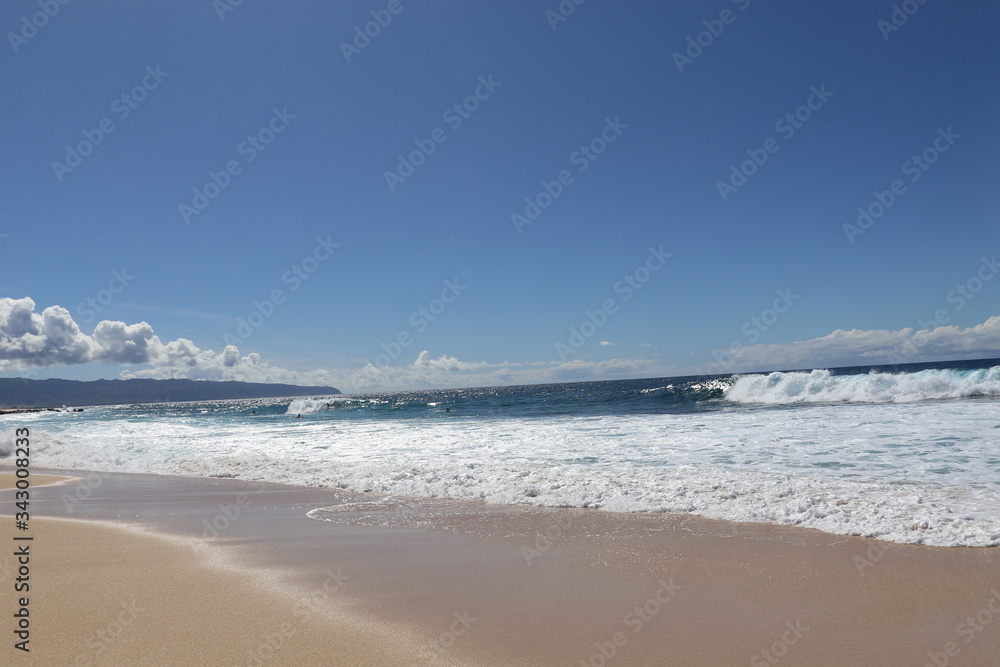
[{"x1": 1, "y1": 469, "x2": 998, "y2": 666}]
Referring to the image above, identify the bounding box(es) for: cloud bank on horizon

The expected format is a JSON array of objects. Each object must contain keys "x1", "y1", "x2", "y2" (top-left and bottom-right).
[{"x1": 2, "y1": 297, "x2": 997, "y2": 393}]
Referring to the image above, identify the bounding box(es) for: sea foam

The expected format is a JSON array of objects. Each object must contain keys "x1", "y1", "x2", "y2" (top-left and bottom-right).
[
  {"x1": 725, "y1": 366, "x2": 1000, "y2": 404},
  {"x1": 16, "y1": 391, "x2": 1000, "y2": 547}
]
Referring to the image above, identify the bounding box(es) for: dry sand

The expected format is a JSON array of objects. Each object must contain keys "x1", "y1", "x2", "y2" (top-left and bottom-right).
[{"x1": 0, "y1": 469, "x2": 998, "y2": 666}]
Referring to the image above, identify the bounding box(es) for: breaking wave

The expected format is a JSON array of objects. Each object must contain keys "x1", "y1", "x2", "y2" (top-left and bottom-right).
[{"x1": 725, "y1": 367, "x2": 1000, "y2": 405}]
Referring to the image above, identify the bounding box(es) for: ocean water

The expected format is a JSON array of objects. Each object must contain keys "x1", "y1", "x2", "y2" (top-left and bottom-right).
[{"x1": 4, "y1": 359, "x2": 1000, "y2": 547}]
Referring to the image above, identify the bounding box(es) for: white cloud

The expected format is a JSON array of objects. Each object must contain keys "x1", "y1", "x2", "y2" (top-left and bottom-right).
[
  {"x1": 411, "y1": 350, "x2": 490, "y2": 372},
  {"x1": 599, "y1": 340, "x2": 616, "y2": 346},
  {"x1": 91, "y1": 320, "x2": 156, "y2": 364},
  {"x1": 3, "y1": 297, "x2": 999, "y2": 393},
  {"x1": 0, "y1": 297, "x2": 302, "y2": 385},
  {"x1": 0, "y1": 298, "x2": 98, "y2": 368},
  {"x1": 332, "y1": 354, "x2": 672, "y2": 392},
  {"x1": 696, "y1": 316, "x2": 1000, "y2": 374}
]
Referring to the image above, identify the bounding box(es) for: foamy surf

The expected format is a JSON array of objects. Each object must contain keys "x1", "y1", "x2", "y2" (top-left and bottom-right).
[
  {"x1": 725, "y1": 366, "x2": 1000, "y2": 404},
  {"x1": 285, "y1": 397, "x2": 359, "y2": 415},
  {"x1": 7, "y1": 359, "x2": 1000, "y2": 547}
]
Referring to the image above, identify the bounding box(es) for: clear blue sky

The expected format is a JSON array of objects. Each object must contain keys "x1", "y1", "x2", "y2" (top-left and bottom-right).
[{"x1": 2, "y1": 0, "x2": 998, "y2": 390}]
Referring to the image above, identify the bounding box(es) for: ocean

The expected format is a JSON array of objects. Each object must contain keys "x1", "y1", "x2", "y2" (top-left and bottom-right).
[{"x1": 5, "y1": 359, "x2": 1000, "y2": 547}]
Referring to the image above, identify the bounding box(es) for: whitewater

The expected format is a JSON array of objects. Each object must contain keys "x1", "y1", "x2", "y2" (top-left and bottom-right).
[{"x1": 3, "y1": 361, "x2": 999, "y2": 547}]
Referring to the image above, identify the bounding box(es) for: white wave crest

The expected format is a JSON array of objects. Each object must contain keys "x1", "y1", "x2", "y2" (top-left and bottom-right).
[
  {"x1": 725, "y1": 367, "x2": 1000, "y2": 405},
  {"x1": 285, "y1": 397, "x2": 346, "y2": 415},
  {"x1": 0, "y1": 431, "x2": 14, "y2": 457},
  {"x1": 0, "y1": 429, "x2": 64, "y2": 458}
]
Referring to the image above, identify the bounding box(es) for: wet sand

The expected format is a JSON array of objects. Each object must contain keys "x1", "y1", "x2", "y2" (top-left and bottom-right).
[
  {"x1": 0, "y1": 474, "x2": 75, "y2": 491},
  {"x1": 1, "y1": 469, "x2": 998, "y2": 665}
]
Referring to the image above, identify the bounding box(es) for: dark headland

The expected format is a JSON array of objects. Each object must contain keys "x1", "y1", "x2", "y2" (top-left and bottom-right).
[{"x1": 0, "y1": 377, "x2": 340, "y2": 410}]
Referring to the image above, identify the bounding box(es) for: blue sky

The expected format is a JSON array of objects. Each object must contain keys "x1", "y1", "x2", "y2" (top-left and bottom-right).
[{"x1": 1, "y1": 0, "x2": 998, "y2": 391}]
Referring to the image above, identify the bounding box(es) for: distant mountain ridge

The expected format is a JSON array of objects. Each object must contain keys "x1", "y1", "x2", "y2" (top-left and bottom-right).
[{"x1": 0, "y1": 378, "x2": 341, "y2": 408}]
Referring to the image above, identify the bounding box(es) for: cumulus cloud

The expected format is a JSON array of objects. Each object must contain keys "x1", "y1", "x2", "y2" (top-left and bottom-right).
[
  {"x1": 412, "y1": 350, "x2": 490, "y2": 372},
  {"x1": 0, "y1": 298, "x2": 98, "y2": 368},
  {"x1": 342, "y1": 355, "x2": 515, "y2": 392},
  {"x1": 0, "y1": 297, "x2": 285, "y2": 383},
  {"x1": 0, "y1": 298, "x2": 568, "y2": 391},
  {"x1": 91, "y1": 320, "x2": 156, "y2": 364},
  {"x1": 698, "y1": 316, "x2": 1000, "y2": 374},
  {"x1": 4, "y1": 297, "x2": 999, "y2": 392}
]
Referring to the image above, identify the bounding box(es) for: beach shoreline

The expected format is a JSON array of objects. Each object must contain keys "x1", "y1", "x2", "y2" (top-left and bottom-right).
[
  {"x1": 0, "y1": 474, "x2": 76, "y2": 491},
  {"x1": 1, "y1": 467, "x2": 998, "y2": 665}
]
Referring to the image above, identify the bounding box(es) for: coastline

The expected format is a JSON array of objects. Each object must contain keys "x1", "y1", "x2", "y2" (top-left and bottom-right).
[{"x1": 1, "y1": 468, "x2": 998, "y2": 665}]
